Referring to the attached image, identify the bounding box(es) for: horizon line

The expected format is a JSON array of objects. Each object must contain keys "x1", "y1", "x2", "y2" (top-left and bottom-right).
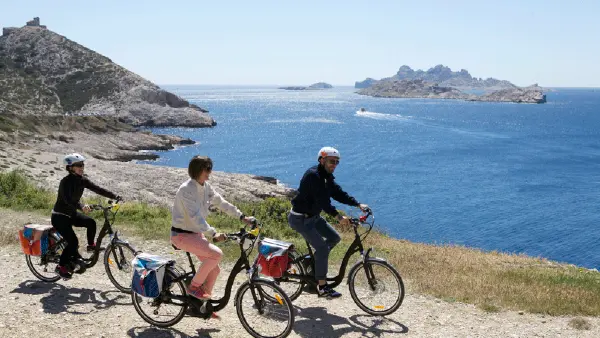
[{"x1": 157, "y1": 84, "x2": 600, "y2": 89}]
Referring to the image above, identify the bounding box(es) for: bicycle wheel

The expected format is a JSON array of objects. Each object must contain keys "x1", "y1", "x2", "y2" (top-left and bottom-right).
[
  {"x1": 131, "y1": 267, "x2": 188, "y2": 327},
  {"x1": 25, "y1": 233, "x2": 65, "y2": 282},
  {"x1": 348, "y1": 258, "x2": 405, "y2": 316},
  {"x1": 235, "y1": 279, "x2": 295, "y2": 338},
  {"x1": 104, "y1": 242, "x2": 136, "y2": 292}
]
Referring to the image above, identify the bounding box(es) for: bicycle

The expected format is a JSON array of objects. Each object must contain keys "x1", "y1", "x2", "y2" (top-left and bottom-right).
[
  {"x1": 24, "y1": 199, "x2": 140, "y2": 292},
  {"x1": 271, "y1": 208, "x2": 405, "y2": 316},
  {"x1": 131, "y1": 223, "x2": 295, "y2": 338}
]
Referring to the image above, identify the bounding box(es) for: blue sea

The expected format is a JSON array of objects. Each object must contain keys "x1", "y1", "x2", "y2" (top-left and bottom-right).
[{"x1": 141, "y1": 86, "x2": 600, "y2": 269}]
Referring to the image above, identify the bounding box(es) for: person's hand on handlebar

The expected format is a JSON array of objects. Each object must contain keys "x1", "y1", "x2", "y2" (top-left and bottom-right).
[
  {"x1": 358, "y1": 203, "x2": 370, "y2": 212},
  {"x1": 213, "y1": 233, "x2": 227, "y2": 243},
  {"x1": 242, "y1": 216, "x2": 257, "y2": 227}
]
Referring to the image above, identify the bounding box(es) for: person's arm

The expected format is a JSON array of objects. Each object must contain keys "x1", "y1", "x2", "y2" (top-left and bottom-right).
[
  {"x1": 177, "y1": 188, "x2": 216, "y2": 237},
  {"x1": 331, "y1": 181, "x2": 360, "y2": 207},
  {"x1": 82, "y1": 177, "x2": 120, "y2": 200},
  {"x1": 207, "y1": 183, "x2": 243, "y2": 220}
]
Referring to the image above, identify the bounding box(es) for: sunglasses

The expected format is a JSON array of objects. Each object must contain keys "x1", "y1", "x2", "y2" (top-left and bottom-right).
[
  {"x1": 71, "y1": 163, "x2": 85, "y2": 168},
  {"x1": 325, "y1": 159, "x2": 340, "y2": 165}
]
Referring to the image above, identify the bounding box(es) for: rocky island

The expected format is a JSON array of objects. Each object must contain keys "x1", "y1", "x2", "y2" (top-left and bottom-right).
[
  {"x1": 355, "y1": 64, "x2": 517, "y2": 91},
  {"x1": 356, "y1": 65, "x2": 546, "y2": 104},
  {"x1": 0, "y1": 18, "x2": 295, "y2": 202},
  {"x1": 279, "y1": 82, "x2": 333, "y2": 90}
]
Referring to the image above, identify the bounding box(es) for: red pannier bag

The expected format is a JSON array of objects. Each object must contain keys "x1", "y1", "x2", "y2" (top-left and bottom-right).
[{"x1": 256, "y1": 238, "x2": 294, "y2": 278}]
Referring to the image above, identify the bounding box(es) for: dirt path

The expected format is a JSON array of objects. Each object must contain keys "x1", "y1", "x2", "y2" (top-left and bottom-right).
[{"x1": 0, "y1": 208, "x2": 598, "y2": 337}]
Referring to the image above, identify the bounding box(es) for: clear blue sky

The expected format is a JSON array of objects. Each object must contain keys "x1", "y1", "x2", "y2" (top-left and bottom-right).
[{"x1": 2, "y1": 0, "x2": 599, "y2": 87}]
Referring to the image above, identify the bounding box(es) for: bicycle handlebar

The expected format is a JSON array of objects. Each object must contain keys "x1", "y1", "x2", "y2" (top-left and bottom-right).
[
  {"x1": 350, "y1": 208, "x2": 374, "y2": 225},
  {"x1": 211, "y1": 218, "x2": 261, "y2": 244},
  {"x1": 88, "y1": 199, "x2": 122, "y2": 214}
]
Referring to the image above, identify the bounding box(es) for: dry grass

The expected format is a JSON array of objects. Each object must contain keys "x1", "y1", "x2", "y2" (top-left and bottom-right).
[{"x1": 364, "y1": 233, "x2": 600, "y2": 316}]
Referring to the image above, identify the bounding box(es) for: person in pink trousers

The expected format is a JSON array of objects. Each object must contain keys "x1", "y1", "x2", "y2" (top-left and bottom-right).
[{"x1": 170, "y1": 156, "x2": 255, "y2": 305}]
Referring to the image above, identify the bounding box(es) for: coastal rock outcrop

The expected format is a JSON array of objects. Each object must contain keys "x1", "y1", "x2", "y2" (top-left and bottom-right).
[
  {"x1": 357, "y1": 79, "x2": 546, "y2": 104},
  {"x1": 356, "y1": 79, "x2": 469, "y2": 99},
  {"x1": 0, "y1": 18, "x2": 215, "y2": 127}
]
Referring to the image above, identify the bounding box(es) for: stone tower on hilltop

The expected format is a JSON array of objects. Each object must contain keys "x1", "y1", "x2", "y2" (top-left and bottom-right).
[{"x1": 2, "y1": 17, "x2": 47, "y2": 36}]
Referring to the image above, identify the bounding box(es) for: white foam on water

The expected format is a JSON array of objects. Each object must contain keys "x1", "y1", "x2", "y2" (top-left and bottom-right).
[{"x1": 355, "y1": 110, "x2": 411, "y2": 120}]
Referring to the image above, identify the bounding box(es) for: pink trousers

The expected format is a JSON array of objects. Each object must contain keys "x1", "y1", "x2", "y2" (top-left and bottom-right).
[{"x1": 171, "y1": 232, "x2": 223, "y2": 294}]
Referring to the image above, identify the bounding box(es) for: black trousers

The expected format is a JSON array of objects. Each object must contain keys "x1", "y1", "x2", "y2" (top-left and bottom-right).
[{"x1": 51, "y1": 213, "x2": 97, "y2": 266}]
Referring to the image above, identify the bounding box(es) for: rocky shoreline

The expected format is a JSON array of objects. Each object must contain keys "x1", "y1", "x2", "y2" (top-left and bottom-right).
[{"x1": 0, "y1": 142, "x2": 296, "y2": 205}]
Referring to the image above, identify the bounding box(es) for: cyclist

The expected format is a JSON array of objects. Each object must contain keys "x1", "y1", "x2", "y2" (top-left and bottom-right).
[
  {"x1": 171, "y1": 155, "x2": 255, "y2": 304},
  {"x1": 288, "y1": 147, "x2": 368, "y2": 298},
  {"x1": 51, "y1": 153, "x2": 122, "y2": 279}
]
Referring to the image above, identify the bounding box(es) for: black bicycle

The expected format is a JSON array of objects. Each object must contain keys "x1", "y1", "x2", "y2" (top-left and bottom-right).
[
  {"x1": 272, "y1": 208, "x2": 405, "y2": 316},
  {"x1": 131, "y1": 224, "x2": 295, "y2": 338},
  {"x1": 25, "y1": 199, "x2": 140, "y2": 292}
]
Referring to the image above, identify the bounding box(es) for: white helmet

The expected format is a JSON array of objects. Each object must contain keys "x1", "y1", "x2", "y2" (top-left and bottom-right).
[
  {"x1": 63, "y1": 153, "x2": 86, "y2": 166},
  {"x1": 317, "y1": 147, "x2": 340, "y2": 160}
]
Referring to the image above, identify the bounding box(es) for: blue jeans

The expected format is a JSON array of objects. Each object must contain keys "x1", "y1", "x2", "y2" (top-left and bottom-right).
[{"x1": 288, "y1": 213, "x2": 341, "y2": 281}]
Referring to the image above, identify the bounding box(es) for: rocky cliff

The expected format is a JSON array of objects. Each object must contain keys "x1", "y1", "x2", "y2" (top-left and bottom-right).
[{"x1": 0, "y1": 19, "x2": 215, "y2": 128}]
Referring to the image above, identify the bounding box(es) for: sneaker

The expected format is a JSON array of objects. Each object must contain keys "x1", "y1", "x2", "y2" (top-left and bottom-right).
[
  {"x1": 317, "y1": 284, "x2": 342, "y2": 298},
  {"x1": 187, "y1": 285, "x2": 211, "y2": 300},
  {"x1": 55, "y1": 265, "x2": 72, "y2": 280},
  {"x1": 86, "y1": 243, "x2": 105, "y2": 252}
]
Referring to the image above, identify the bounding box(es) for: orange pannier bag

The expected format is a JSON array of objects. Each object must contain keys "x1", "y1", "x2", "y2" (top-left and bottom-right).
[{"x1": 18, "y1": 224, "x2": 54, "y2": 256}]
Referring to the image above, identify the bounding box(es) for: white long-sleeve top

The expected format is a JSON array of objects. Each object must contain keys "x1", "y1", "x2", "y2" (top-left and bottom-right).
[{"x1": 171, "y1": 179, "x2": 243, "y2": 237}]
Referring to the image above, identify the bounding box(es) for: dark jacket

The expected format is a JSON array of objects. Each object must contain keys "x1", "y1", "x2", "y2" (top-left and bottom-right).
[
  {"x1": 291, "y1": 164, "x2": 359, "y2": 217},
  {"x1": 52, "y1": 173, "x2": 118, "y2": 217}
]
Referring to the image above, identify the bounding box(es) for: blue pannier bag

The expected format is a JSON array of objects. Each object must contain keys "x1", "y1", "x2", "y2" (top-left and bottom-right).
[{"x1": 131, "y1": 253, "x2": 174, "y2": 298}]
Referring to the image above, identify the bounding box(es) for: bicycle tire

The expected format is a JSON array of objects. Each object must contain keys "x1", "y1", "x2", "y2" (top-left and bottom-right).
[
  {"x1": 131, "y1": 267, "x2": 187, "y2": 327},
  {"x1": 25, "y1": 232, "x2": 64, "y2": 282},
  {"x1": 235, "y1": 279, "x2": 295, "y2": 338},
  {"x1": 348, "y1": 258, "x2": 405, "y2": 316},
  {"x1": 104, "y1": 242, "x2": 136, "y2": 292}
]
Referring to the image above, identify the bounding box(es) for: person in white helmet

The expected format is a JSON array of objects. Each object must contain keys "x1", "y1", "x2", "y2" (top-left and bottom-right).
[
  {"x1": 288, "y1": 146, "x2": 369, "y2": 298},
  {"x1": 51, "y1": 153, "x2": 121, "y2": 280}
]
